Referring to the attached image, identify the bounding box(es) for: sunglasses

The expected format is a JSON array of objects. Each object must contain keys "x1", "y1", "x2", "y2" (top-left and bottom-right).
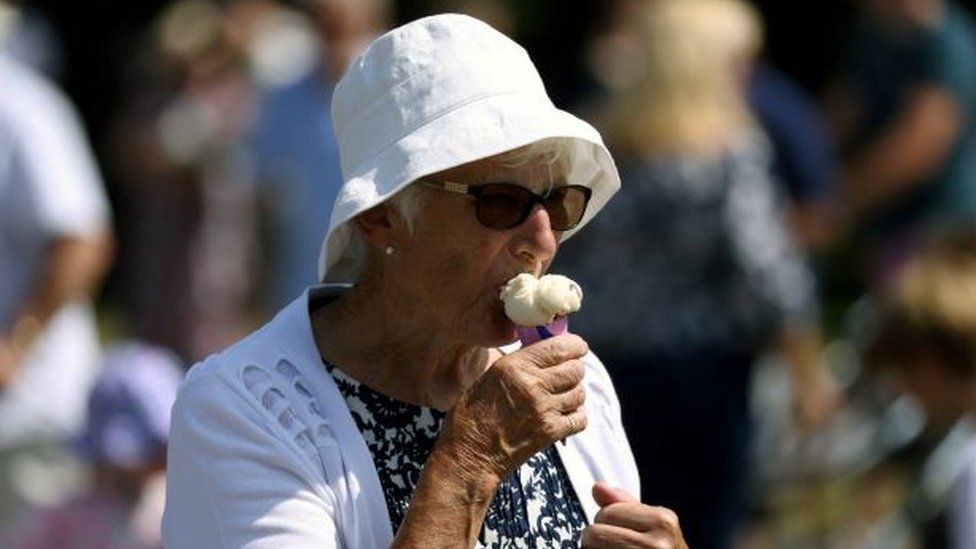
[{"x1": 419, "y1": 180, "x2": 592, "y2": 231}]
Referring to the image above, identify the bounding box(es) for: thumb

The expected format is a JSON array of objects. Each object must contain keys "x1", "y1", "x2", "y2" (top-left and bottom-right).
[{"x1": 592, "y1": 482, "x2": 636, "y2": 507}]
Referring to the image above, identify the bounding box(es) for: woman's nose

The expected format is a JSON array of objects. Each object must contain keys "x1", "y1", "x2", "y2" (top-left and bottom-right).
[{"x1": 511, "y1": 204, "x2": 558, "y2": 265}]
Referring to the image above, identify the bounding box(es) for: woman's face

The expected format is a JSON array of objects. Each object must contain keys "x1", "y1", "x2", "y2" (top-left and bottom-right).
[{"x1": 385, "y1": 155, "x2": 564, "y2": 347}]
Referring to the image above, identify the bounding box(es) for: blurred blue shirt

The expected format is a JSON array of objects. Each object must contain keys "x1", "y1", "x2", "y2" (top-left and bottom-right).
[
  {"x1": 251, "y1": 67, "x2": 342, "y2": 311},
  {"x1": 748, "y1": 62, "x2": 836, "y2": 206}
]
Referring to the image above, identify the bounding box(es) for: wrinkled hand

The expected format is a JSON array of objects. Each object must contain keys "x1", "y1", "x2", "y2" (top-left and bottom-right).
[
  {"x1": 437, "y1": 333, "x2": 589, "y2": 481},
  {"x1": 581, "y1": 483, "x2": 688, "y2": 549}
]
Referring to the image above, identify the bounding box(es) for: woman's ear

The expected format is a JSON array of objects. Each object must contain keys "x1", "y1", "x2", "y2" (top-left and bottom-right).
[{"x1": 353, "y1": 203, "x2": 396, "y2": 249}]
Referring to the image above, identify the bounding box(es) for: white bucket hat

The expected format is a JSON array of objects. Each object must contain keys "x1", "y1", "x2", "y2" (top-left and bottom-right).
[{"x1": 319, "y1": 13, "x2": 620, "y2": 282}]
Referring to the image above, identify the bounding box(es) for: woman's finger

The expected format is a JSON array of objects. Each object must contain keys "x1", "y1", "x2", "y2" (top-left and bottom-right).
[
  {"x1": 592, "y1": 482, "x2": 637, "y2": 507},
  {"x1": 540, "y1": 359, "x2": 585, "y2": 393},
  {"x1": 562, "y1": 409, "x2": 587, "y2": 437},
  {"x1": 582, "y1": 523, "x2": 683, "y2": 549},
  {"x1": 515, "y1": 333, "x2": 588, "y2": 369},
  {"x1": 553, "y1": 384, "x2": 586, "y2": 413},
  {"x1": 594, "y1": 503, "x2": 679, "y2": 533},
  {"x1": 580, "y1": 523, "x2": 650, "y2": 549}
]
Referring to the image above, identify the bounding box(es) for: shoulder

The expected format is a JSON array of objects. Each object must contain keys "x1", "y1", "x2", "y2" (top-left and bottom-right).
[
  {"x1": 917, "y1": 7, "x2": 976, "y2": 85},
  {"x1": 172, "y1": 315, "x2": 342, "y2": 486},
  {"x1": 943, "y1": 4, "x2": 976, "y2": 48},
  {"x1": 165, "y1": 319, "x2": 347, "y2": 546},
  {"x1": 0, "y1": 56, "x2": 79, "y2": 133}
]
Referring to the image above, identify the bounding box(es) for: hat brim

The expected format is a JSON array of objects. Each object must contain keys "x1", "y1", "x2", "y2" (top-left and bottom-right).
[{"x1": 319, "y1": 91, "x2": 620, "y2": 282}]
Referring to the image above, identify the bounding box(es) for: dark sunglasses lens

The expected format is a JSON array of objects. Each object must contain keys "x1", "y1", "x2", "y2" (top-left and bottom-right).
[
  {"x1": 544, "y1": 186, "x2": 589, "y2": 230},
  {"x1": 476, "y1": 185, "x2": 535, "y2": 229}
]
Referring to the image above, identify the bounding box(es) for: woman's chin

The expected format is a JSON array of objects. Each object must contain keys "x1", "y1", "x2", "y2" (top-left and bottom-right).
[
  {"x1": 483, "y1": 316, "x2": 520, "y2": 347},
  {"x1": 483, "y1": 327, "x2": 519, "y2": 348},
  {"x1": 477, "y1": 301, "x2": 521, "y2": 346}
]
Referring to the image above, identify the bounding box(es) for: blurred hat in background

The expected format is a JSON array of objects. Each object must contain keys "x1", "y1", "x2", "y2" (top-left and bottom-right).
[{"x1": 74, "y1": 342, "x2": 184, "y2": 469}]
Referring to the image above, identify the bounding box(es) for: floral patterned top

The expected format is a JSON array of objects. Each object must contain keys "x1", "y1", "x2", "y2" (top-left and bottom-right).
[{"x1": 326, "y1": 363, "x2": 587, "y2": 547}]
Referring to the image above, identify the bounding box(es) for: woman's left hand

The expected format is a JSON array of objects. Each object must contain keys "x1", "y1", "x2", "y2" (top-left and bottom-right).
[{"x1": 580, "y1": 483, "x2": 688, "y2": 549}]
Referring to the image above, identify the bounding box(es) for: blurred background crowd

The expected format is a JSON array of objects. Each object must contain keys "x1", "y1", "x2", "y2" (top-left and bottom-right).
[{"x1": 4, "y1": 0, "x2": 976, "y2": 547}]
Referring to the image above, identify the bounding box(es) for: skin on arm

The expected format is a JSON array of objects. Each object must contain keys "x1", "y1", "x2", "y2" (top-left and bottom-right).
[
  {"x1": 0, "y1": 225, "x2": 114, "y2": 386},
  {"x1": 392, "y1": 439, "x2": 501, "y2": 546},
  {"x1": 779, "y1": 323, "x2": 841, "y2": 429},
  {"x1": 842, "y1": 86, "x2": 962, "y2": 216}
]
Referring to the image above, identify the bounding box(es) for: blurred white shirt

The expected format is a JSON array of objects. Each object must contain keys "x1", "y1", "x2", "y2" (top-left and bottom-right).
[
  {"x1": 0, "y1": 54, "x2": 109, "y2": 447},
  {"x1": 951, "y1": 436, "x2": 976, "y2": 549}
]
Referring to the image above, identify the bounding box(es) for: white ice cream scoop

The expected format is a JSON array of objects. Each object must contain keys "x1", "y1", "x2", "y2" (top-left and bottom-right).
[{"x1": 499, "y1": 273, "x2": 582, "y2": 328}]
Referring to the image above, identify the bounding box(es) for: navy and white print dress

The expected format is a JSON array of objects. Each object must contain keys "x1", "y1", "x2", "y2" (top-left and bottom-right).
[{"x1": 326, "y1": 363, "x2": 587, "y2": 547}]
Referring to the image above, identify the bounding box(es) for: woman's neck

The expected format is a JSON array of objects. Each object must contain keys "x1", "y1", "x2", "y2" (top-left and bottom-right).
[{"x1": 310, "y1": 286, "x2": 499, "y2": 411}]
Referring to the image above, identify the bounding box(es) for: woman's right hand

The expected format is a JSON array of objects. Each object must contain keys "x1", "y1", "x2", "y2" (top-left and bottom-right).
[
  {"x1": 435, "y1": 333, "x2": 590, "y2": 482},
  {"x1": 392, "y1": 334, "x2": 590, "y2": 546}
]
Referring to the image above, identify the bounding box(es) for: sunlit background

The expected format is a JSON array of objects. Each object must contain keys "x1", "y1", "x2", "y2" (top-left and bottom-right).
[{"x1": 4, "y1": 0, "x2": 976, "y2": 547}]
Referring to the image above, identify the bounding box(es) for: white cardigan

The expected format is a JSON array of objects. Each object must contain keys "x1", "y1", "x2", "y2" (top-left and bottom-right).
[{"x1": 163, "y1": 286, "x2": 640, "y2": 548}]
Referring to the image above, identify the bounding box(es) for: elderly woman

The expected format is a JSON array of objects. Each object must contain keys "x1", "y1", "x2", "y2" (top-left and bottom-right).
[{"x1": 163, "y1": 14, "x2": 686, "y2": 548}]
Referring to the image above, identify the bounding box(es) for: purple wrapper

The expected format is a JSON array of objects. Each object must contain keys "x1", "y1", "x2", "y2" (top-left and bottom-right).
[{"x1": 516, "y1": 316, "x2": 569, "y2": 345}]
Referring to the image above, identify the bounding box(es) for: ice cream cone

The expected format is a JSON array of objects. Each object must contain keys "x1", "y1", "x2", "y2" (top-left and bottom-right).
[{"x1": 516, "y1": 315, "x2": 569, "y2": 346}]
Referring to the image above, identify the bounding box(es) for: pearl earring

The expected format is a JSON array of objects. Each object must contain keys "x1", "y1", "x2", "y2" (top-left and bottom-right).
[{"x1": 385, "y1": 245, "x2": 395, "y2": 256}]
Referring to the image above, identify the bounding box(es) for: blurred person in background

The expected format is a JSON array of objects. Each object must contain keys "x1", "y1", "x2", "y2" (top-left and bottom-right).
[
  {"x1": 0, "y1": 0, "x2": 62, "y2": 79},
  {"x1": 0, "y1": 50, "x2": 113, "y2": 531},
  {"x1": 748, "y1": 62, "x2": 840, "y2": 253},
  {"x1": 111, "y1": 0, "x2": 264, "y2": 361},
  {"x1": 5, "y1": 342, "x2": 183, "y2": 549},
  {"x1": 827, "y1": 0, "x2": 976, "y2": 290},
  {"x1": 583, "y1": 0, "x2": 839, "y2": 255},
  {"x1": 250, "y1": 0, "x2": 390, "y2": 312},
  {"x1": 554, "y1": 0, "x2": 836, "y2": 547},
  {"x1": 867, "y1": 225, "x2": 976, "y2": 548}
]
